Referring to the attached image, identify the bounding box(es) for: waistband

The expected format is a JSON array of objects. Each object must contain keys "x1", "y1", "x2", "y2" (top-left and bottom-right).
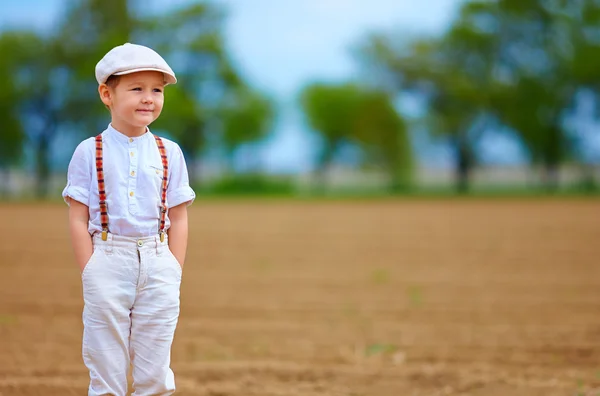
[{"x1": 92, "y1": 232, "x2": 169, "y2": 250}]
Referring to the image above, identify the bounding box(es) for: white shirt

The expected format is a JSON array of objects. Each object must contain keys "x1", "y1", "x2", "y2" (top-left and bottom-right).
[{"x1": 62, "y1": 124, "x2": 196, "y2": 237}]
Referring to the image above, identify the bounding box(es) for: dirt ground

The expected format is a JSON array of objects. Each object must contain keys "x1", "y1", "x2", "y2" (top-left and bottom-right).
[{"x1": 0, "y1": 199, "x2": 599, "y2": 396}]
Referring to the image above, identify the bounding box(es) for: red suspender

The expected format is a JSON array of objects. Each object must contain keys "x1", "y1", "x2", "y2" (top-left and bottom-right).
[
  {"x1": 154, "y1": 135, "x2": 169, "y2": 242},
  {"x1": 95, "y1": 135, "x2": 109, "y2": 241},
  {"x1": 95, "y1": 133, "x2": 169, "y2": 242}
]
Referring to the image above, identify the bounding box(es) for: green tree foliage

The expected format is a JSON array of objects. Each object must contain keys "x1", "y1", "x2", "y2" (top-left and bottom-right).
[
  {"x1": 459, "y1": 0, "x2": 574, "y2": 189},
  {"x1": 300, "y1": 83, "x2": 412, "y2": 191},
  {"x1": 137, "y1": 2, "x2": 228, "y2": 170},
  {"x1": 301, "y1": 83, "x2": 362, "y2": 184},
  {"x1": 359, "y1": 13, "x2": 496, "y2": 192},
  {"x1": 358, "y1": 0, "x2": 600, "y2": 191},
  {"x1": 0, "y1": 32, "x2": 30, "y2": 196},
  {"x1": 353, "y1": 89, "x2": 413, "y2": 191},
  {"x1": 135, "y1": 2, "x2": 274, "y2": 178},
  {"x1": 0, "y1": 0, "x2": 272, "y2": 196},
  {"x1": 220, "y1": 87, "x2": 274, "y2": 171},
  {"x1": 0, "y1": 32, "x2": 28, "y2": 168},
  {"x1": 57, "y1": 0, "x2": 134, "y2": 132},
  {"x1": 0, "y1": 0, "x2": 134, "y2": 197},
  {"x1": 3, "y1": 31, "x2": 63, "y2": 197}
]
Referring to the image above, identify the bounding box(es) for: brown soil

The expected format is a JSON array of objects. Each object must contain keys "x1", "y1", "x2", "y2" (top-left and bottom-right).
[{"x1": 0, "y1": 199, "x2": 599, "y2": 395}]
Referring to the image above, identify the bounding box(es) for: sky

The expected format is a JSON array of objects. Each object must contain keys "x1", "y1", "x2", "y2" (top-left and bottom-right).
[
  {"x1": 209, "y1": 0, "x2": 475, "y2": 171},
  {"x1": 1, "y1": 0, "x2": 570, "y2": 173}
]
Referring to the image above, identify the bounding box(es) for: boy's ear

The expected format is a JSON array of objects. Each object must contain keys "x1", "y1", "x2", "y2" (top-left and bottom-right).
[{"x1": 98, "y1": 84, "x2": 112, "y2": 107}]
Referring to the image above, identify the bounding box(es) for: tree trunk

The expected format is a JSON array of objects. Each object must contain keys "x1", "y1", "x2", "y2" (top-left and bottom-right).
[
  {"x1": 386, "y1": 152, "x2": 410, "y2": 194},
  {"x1": 541, "y1": 126, "x2": 562, "y2": 192},
  {"x1": 178, "y1": 126, "x2": 203, "y2": 186},
  {"x1": 542, "y1": 162, "x2": 559, "y2": 192},
  {"x1": 35, "y1": 134, "x2": 51, "y2": 198},
  {"x1": 455, "y1": 136, "x2": 472, "y2": 194},
  {"x1": 578, "y1": 163, "x2": 597, "y2": 193},
  {"x1": 0, "y1": 168, "x2": 7, "y2": 199},
  {"x1": 181, "y1": 148, "x2": 198, "y2": 187},
  {"x1": 312, "y1": 141, "x2": 336, "y2": 194}
]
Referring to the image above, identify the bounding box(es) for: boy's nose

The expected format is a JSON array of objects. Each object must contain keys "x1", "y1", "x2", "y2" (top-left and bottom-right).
[{"x1": 142, "y1": 96, "x2": 153, "y2": 104}]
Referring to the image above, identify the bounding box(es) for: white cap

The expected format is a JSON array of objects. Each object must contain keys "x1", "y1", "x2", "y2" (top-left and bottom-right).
[{"x1": 95, "y1": 43, "x2": 177, "y2": 85}]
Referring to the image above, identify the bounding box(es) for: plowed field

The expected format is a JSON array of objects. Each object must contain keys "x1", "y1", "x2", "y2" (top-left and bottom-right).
[{"x1": 1, "y1": 199, "x2": 599, "y2": 395}]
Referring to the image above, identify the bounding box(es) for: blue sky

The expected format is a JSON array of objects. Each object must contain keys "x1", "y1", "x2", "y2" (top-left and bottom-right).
[{"x1": 4, "y1": 0, "x2": 576, "y2": 172}]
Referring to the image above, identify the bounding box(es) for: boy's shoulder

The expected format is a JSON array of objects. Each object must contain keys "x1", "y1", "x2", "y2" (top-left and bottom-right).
[
  {"x1": 73, "y1": 135, "x2": 98, "y2": 154},
  {"x1": 151, "y1": 133, "x2": 183, "y2": 155}
]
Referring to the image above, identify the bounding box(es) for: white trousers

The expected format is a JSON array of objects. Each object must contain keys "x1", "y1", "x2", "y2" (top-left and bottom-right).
[{"x1": 82, "y1": 233, "x2": 182, "y2": 396}]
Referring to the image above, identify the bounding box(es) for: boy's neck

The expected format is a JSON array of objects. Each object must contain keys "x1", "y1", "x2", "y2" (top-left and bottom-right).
[{"x1": 110, "y1": 122, "x2": 148, "y2": 138}]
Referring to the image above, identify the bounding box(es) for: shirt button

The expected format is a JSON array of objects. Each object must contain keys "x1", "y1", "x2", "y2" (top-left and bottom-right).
[
  {"x1": 130, "y1": 191, "x2": 134, "y2": 197},
  {"x1": 131, "y1": 171, "x2": 135, "y2": 176},
  {"x1": 137, "y1": 240, "x2": 143, "y2": 247},
  {"x1": 156, "y1": 170, "x2": 160, "y2": 174},
  {"x1": 129, "y1": 138, "x2": 134, "y2": 143},
  {"x1": 130, "y1": 152, "x2": 134, "y2": 157}
]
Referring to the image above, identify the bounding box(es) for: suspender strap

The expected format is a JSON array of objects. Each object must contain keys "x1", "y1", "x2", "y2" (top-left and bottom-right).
[
  {"x1": 95, "y1": 134, "x2": 109, "y2": 241},
  {"x1": 154, "y1": 135, "x2": 169, "y2": 242},
  {"x1": 94, "y1": 133, "x2": 169, "y2": 242}
]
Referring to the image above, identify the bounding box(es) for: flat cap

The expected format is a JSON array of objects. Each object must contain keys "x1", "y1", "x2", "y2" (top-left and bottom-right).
[{"x1": 95, "y1": 43, "x2": 177, "y2": 85}]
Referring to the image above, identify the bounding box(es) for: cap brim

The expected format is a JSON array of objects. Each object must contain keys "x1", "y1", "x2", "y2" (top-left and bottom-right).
[{"x1": 113, "y1": 67, "x2": 177, "y2": 85}]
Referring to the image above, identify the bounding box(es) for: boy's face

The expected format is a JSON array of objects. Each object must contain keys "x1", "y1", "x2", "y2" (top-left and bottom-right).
[{"x1": 99, "y1": 71, "x2": 166, "y2": 135}]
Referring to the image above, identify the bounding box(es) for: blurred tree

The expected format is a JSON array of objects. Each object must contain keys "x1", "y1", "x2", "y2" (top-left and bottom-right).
[
  {"x1": 358, "y1": 0, "x2": 600, "y2": 191},
  {"x1": 6, "y1": 0, "x2": 273, "y2": 193},
  {"x1": 358, "y1": 6, "x2": 497, "y2": 193},
  {"x1": 136, "y1": 2, "x2": 274, "y2": 181},
  {"x1": 462, "y1": 0, "x2": 575, "y2": 190},
  {"x1": 300, "y1": 83, "x2": 412, "y2": 191},
  {"x1": 57, "y1": 0, "x2": 134, "y2": 133},
  {"x1": 568, "y1": 0, "x2": 600, "y2": 190},
  {"x1": 353, "y1": 89, "x2": 413, "y2": 191},
  {"x1": 300, "y1": 83, "x2": 364, "y2": 190},
  {"x1": 154, "y1": 83, "x2": 205, "y2": 180},
  {"x1": 220, "y1": 87, "x2": 274, "y2": 171},
  {"x1": 0, "y1": 32, "x2": 28, "y2": 197},
  {"x1": 0, "y1": 31, "x2": 62, "y2": 198},
  {"x1": 0, "y1": 0, "x2": 134, "y2": 198},
  {"x1": 136, "y1": 3, "x2": 224, "y2": 179}
]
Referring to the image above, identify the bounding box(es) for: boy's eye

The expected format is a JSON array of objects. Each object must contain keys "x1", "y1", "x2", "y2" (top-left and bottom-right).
[
  {"x1": 131, "y1": 87, "x2": 142, "y2": 91},
  {"x1": 153, "y1": 88, "x2": 163, "y2": 93}
]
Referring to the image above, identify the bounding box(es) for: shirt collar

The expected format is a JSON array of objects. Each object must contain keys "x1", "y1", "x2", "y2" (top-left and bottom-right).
[{"x1": 106, "y1": 124, "x2": 153, "y2": 145}]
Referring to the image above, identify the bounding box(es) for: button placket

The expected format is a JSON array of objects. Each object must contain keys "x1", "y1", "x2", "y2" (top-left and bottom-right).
[{"x1": 128, "y1": 140, "x2": 138, "y2": 215}]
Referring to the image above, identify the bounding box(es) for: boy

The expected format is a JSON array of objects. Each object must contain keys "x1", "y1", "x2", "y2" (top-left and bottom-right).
[{"x1": 62, "y1": 43, "x2": 195, "y2": 395}]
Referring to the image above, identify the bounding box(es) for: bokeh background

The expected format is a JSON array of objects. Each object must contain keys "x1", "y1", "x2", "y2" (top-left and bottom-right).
[
  {"x1": 1, "y1": 1, "x2": 600, "y2": 396},
  {"x1": 1, "y1": 0, "x2": 599, "y2": 197}
]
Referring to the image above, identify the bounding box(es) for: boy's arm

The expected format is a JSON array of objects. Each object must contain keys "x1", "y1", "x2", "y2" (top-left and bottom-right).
[
  {"x1": 167, "y1": 203, "x2": 188, "y2": 267},
  {"x1": 68, "y1": 199, "x2": 93, "y2": 272}
]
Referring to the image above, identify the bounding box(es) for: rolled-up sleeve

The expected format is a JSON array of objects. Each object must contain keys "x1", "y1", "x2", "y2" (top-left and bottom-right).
[
  {"x1": 167, "y1": 143, "x2": 196, "y2": 208},
  {"x1": 62, "y1": 140, "x2": 91, "y2": 206}
]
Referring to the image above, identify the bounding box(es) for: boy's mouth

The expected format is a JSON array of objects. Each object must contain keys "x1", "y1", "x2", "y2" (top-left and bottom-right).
[{"x1": 136, "y1": 109, "x2": 154, "y2": 113}]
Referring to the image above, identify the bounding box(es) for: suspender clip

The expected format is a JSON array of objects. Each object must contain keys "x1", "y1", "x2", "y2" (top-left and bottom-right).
[
  {"x1": 101, "y1": 229, "x2": 108, "y2": 241},
  {"x1": 160, "y1": 232, "x2": 165, "y2": 243}
]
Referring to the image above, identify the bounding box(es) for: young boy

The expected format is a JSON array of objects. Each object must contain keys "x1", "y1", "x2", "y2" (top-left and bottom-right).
[{"x1": 62, "y1": 43, "x2": 195, "y2": 396}]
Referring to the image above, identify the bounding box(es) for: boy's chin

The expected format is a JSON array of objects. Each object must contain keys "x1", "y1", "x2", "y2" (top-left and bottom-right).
[{"x1": 131, "y1": 117, "x2": 156, "y2": 127}]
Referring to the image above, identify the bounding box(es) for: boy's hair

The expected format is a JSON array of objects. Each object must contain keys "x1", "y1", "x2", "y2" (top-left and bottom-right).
[
  {"x1": 103, "y1": 75, "x2": 121, "y2": 111},
  {"x1": 105, "y1": 75, "x2": 121, "y2": 89}
]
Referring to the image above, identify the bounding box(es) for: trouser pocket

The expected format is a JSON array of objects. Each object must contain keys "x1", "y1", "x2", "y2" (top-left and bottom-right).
[{"x1": 81, "y1": 249, "x2": 100, "y2": 279}]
